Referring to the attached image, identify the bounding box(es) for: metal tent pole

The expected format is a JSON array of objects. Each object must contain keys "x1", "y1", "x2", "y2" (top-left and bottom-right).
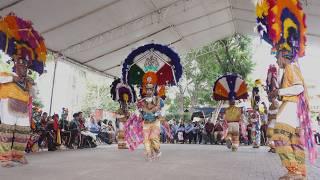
[{"x1": 49, "y1": 59, "x2": 58, "y2": 115}]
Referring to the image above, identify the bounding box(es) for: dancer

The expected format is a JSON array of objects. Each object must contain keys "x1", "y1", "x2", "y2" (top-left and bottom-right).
[
  {"x1": 224, "y1": 97, "x2": 243, "y2": 151},
  {"x1": 212, "y1": 73, "x2": 249, "y2": 152},
  {"x1": 140, "y1": 83, "x2": 162, "y2": 160},
  {"x1": 0, "y1": 14, "x2": 47, "y2": 167},
  {"x1": 110, "y1": 78, "x2": 136, "y2": 149},
  {"x1": 256, "y1": 1, "x2": 316, "y2": 178}
]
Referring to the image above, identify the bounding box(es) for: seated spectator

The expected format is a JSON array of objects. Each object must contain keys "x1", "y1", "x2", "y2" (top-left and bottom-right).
[
  {"x1": 106, "y1": 121, "x2": 115, "y2": 143},
  {"x1": 213, "y1": 120, "x2": 224, "y2": 144},
  {"x1": 88, "y1": 115, "x2": 100, "y2": 134},
  {"x1": 25, "y1": 118, "x2": 40, "y2": 153},
  {"x1": 46, "y1": 116, "x2": 57, "y2": 151},
  {"x1": 59, "y1": 112, "x2": 71, "y2": 147},
  {"x1": 40, "y1": 112, "x2": 48, "y2": 129},
  {"x1": 77, "y1": 112, "x2": 97, "y2": 148},
  {"x1": 38, "y1": 115, "x2": 51, "y2": 149},
  {"x1": 69, "y1": 113, "x2": 81, "y2": 148},
  {"x1": 204, "y1": 120, "x2": 214, "y2": 144},
  {"x1": 25, "y1": 132, "x2": 40, "y2": 153},
  {"x1": 53, "y1": 114, "x2": 61, "y2": 146},
  {"x1": 99, "y1": 120, "x2": 113, "y2": 144}
]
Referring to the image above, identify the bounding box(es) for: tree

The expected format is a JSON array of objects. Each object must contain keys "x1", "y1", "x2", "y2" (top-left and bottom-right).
[
  {"x1": 167, "y1": 34, "x2": 255, "y2": 115},
  {"x1": 33, "y1": 97, "x2": 44, "y2": 108},
  {"x1": 81, "y1": 82, "x2": 119, "y2": 117}
]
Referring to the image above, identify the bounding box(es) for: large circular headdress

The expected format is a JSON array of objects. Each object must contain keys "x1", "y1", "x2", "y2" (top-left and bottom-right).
[
  {"x1": 212, "y1": 73, "x2": 248, "y2": 101},
  {"x1": 0, "y1": 13, "x2": 47, "y2": 74},
  {"x1": 122, "y1": 43, "x2": 182, "y2": 98},
  {"x1": 122, "y1": 43, "x2": 182, "y2": 85}
]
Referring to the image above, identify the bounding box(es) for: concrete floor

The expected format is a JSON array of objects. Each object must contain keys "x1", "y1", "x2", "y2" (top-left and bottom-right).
[{"x1": 0, "y1": 144, "x2": 319, "y2": 180}]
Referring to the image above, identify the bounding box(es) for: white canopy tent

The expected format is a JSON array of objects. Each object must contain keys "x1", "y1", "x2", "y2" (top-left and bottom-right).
[{"x1": 1, "y1": 0, "x2": 319, "y2": 78}]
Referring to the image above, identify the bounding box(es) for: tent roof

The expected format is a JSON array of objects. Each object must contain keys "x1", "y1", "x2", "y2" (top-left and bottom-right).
[{"x1": 1, "y1": 0, "x2": 319, "y2": 78}]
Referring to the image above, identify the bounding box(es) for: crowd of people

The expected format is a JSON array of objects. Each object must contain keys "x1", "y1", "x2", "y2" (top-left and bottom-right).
[
  {"x1": 26, "y1": 108, "x2": 116, "y2": 153},
  {"x1": 160, "y1": 110, "x2": 320, "y2": 150},
  {"x1": 23, "y1": 105, "x2": 320, "y2": 154},
  {"x1": 160, "y1": 118, "x2": 224, "y2": 145}
]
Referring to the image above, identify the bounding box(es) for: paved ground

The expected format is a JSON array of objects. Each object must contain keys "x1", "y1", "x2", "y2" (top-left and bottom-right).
[{"x1": 1, "y1": 144, "x2": 319, "y2": 180}]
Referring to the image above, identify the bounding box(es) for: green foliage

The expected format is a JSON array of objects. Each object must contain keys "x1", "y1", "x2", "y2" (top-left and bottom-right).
[
  {"x1": 168, "y1": 34, "x2": 255, "y2": 113},
  {"x1": 210, "y1": 34, "x2": 255, "y2": 79},
  {"x1": 81, "y1": 82, "x2": 119, "y2": 117},
  {"x1": 33, "y1": 97, "x2": 44, "y2": 108},
  {"x1": 0, "y1": 53, "x2": 12, "y2": 73},
  {"x1": 0, "y1": 62, "x2": 11, "y2": 73}
]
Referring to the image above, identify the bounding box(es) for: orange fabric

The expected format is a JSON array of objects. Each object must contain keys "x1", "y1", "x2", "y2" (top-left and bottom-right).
[
  {"x1": 214, "y1": 82, "x2": 229, "y2": 98},
  {"x1": 236, "y1": 82, "x2": 248, "y2": 97},
  {"x1": 4, "y1": 15, "x2": 20, "y2": 40},
  {"x1": 0, "y1": 82, "x2": 30, "y2": 102},
  {"x1": 0, "y1": 72, "x2": 11, "y2": 77},
  {"x1": 270, "y1": 0, "x2": 306, "y2": 57},
  {"x1": 142, "y1": 72, "x2": 158, "y2": 85},
  {"x1": 281, "y1": 64, "x2": 303, "y2": 103},
  {"x1": 224, "y1": 106, "x2": 242, "y2": 122}
]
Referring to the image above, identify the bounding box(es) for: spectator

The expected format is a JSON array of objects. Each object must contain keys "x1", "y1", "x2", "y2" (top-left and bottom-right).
[
  {"x1": 213, "y1": 120, "x2": 224, "y2": 144},
  {"x1": 246, "y1": 121, "x2": 253, "y2": 145},
  {"x1": 69, "y1": 113, "x2": 81, "y2": 148},
  {"x1": 260, "y1": 121, "x2": 268, "y2": 146},
  {"x1": 99, "y1": 120, "x2": 113, "y2": 144},
  {"x1": 160, "y1": 122, "x2": 166, "y2": 143},
  {"x1": 106, "y1": 121, "x2": 115, "y2": 143},
  {"x1": 78, "y1": 112, "x2": 86, "y2": 130},
  {"x1": 191, "y1": 122, "x2": 199, "y2": 144},
  {"x1": 40, "y1": 112, "x2": 48, "y2": 129},
  {"x1": 185, "y1": 122, "x2": 194, "y2": 144},
  {"x1": 53, "y1": 114, "x2": 61, "y2": 146},
  {"x1": 59, "y1": 112, "x2": 70, "y2": 147},
  {"x1": 37, "y1": 115, "x2": 52, "y2": 149},
  {"x1": 88, "y1": 116, "x2": 100, "y2": 134},
  {"x1": 177, "y1": 120, "x2": 185, "y2": 144},
  {"x1": 314, "y1": 120, "x2": 320, "y2": 145},
  {"x1": 170, "y1": 121, "x2": 178, "y2": 143},
  {"x1": 198, "y1": 121, "x2": 205, "y2": 144},
  {"x1": 46, "y1": 116, "x2": 57, "y2": 151},
  {"x1": 205, "y1": 120, "x2": 214, "y2": 144}
]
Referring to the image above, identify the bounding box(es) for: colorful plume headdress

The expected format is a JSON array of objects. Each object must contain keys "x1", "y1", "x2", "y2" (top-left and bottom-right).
[
  {"x1": 110, "y1": 78, "x2": 137, "y2": 104},
  {"x1": 256, "y1": 0, "x2": 306, "y2": 57},
  {"x1": 212, "y1": 73, "x2": 248, "y2": 101},
  {"x1": 122, "y1": 43, "x2": 182, "y2": 99},
  {"x1": 0, "y1": 13, "x2": 47, "y2": 74}
]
